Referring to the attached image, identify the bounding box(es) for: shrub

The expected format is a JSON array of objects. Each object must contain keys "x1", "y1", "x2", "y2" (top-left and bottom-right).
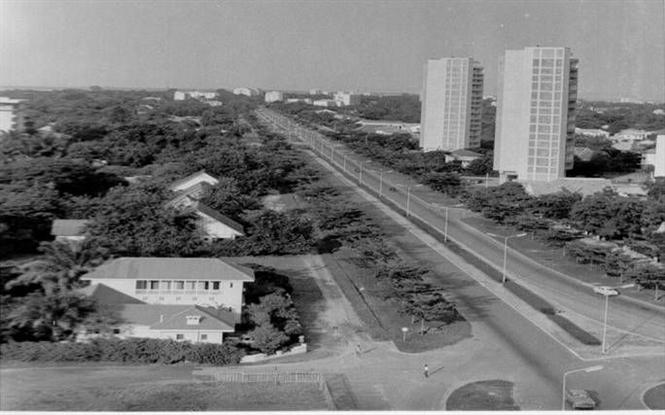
[{"x1": 0, "y1": 338, "x2": 244, "y2": 365}]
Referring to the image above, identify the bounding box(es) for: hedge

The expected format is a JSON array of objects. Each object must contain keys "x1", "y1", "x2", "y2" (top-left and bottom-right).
[{"x1": 0, "y1": 338, "x2": 245, "y2": 365}]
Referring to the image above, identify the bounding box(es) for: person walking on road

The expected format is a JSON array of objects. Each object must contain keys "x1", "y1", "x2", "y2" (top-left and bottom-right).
[{"x1": 424, "y1": 364, "x2": 429, "y2": 378}]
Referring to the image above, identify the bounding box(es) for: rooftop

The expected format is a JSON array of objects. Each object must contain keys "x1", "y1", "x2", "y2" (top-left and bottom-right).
[
  {"x1": 51, "y1": 219, "x2": 91, "y2": 237},
  {"x1": 116, "y1": 304, "x2": 235, "y2": 331},
  {"x1": 81, "y1": 257, "x2": 254, "y2": 282},
  {"x1": 168, "y1": 170, "x2": 219, "y2": 191}
]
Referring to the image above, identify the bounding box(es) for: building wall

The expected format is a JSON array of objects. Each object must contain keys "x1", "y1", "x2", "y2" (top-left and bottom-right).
[
  {"x1": 265, "y1": 91, "x2": 284, "y2": 103},
  {"x1": 88, "y1": 325, "x2": 227, "y2": 344},
  {"x1": 419, "y1": 58, "x2": 483, "y2": 152},
  {"x1": 84, "y1": 278, "x2": 246, "y2": 315},
  {"x1": 656, "y1": 135, "x2": 665, "y2": 177},
  {"x1": 494, "y1": 47, "x2": 577, "y2": 182},
  {"x1": 0, "y1": 99, "x2": 24, "y2": 133}
]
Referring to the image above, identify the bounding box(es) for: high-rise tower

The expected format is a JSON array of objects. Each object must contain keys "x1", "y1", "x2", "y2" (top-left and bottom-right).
[
  {"x1": 494, "y1": 47, "x2": 578, "y2": 182},
  {"x1": 420, "y1": 57, "x2": 484, "y2": 152}
]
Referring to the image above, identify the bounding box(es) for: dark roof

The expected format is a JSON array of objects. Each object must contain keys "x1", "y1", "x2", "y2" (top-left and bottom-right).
[
  {"x1": 168, "y1": 170, "x2": 218, "y2": 191},
  {"x1": 81, "y1": 257, "x2": 255, "y2": 282},
  {"x1": 194, "y1": 202, "x2": 245, "y2": 234},
  {"x1": 116, "y1": 304, "x2": 235, "y2": 331},
  {"x1": 51, "y1": 219, "x2": 91, "y2": 236}
]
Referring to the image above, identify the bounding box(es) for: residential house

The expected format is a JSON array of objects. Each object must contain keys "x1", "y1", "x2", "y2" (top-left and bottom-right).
[
  {"x1": 312, "y1": 99, "x2": 337, "y2": 107},
  {"x1": 574, "y1": 128, "x2": 610, "y2": 138},
  {"x1": 264, "y1": 91, "x2": 284, "y2": 103},
  {"x1": 80, "y1": 257, "x2": 255, "y2": 317},
  {"x1": 78, "y1": 257, "x2": 254, "y2": 343},
  {"x1": 333, "y1": 91, "x2": 361, "y2": 106},
  {"x1": 233, "y1": 87, "x2": 260, "y2": 97},
  {"x1": 168, "y1": 172, "x2": 244, "y2": 240},
  {"x1": 444, "y1": 149, "x2": 483, "y2": 167},
  {"x1": 169, "y1": 170, "x2": 219, "y2": 193},
  {"x1": 612, "y1": 129, "x2": 651, "y2": 142},
  {"x1": 51, "y1": 219, "x2": 91, "y2": 245}
]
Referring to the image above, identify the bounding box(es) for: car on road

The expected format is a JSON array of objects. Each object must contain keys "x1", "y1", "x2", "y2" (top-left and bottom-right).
[
  {"x1": 593, "y1": 286, "x2": 619, "y2": 296},
  {"x1": 566, "y1": 389, "x2": 597, "y2": 410}
]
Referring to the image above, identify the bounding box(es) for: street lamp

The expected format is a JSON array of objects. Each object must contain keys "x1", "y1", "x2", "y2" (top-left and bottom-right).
[
  {"x1": 562, "y1": 365, "x2": 603, "y2": 410},
  {"x1": 487, "y1": 232, "x2": 528, "y2": 283},
  {"x1": 592, "y1": 284, "x2": 634, "y2": 354}
]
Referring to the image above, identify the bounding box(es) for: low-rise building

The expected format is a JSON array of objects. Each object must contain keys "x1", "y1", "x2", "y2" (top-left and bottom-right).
[
  {"x1": 312, "y1": 99, "x2": 337, "y2": 107},
  {"x1": 232, "y1": 87, "x2": 261, "y2": 97},
  {"x1": 612, "y1": 128, "x2": 651, "y2": 142},
  {"x1": 80, "y1": 257, "x2": 255, "y2": 317},
  {"x1": 285, "y1": 98, "x2": 312, "y2": 104},
  {"x1": 656, "y1": 135, "x2": 665, "y2": 177},
  {"x1": 264, "y1": 91, "x2": 284, "y2": 103},
  {"x1": 333, "y1": 91, "x2": 361, "y2": 106},
  {"x1": 444, "y1": 149, "x2": 483, "y2": 167},
  {"x1": 574, "y1": 128, "x2": 610, "y2": 138},
  {"x1": 169, "y1": 170, "x2": 219, "y2": 193},
  {"x1": 0, "y1": 97, "x2": 25, "y2": 133},
  {"x1": 573, "y1": 146, "x2": 597, "y2": 162},
  {"x1": 51, "y1": 219, "x2": 91, "y2": 245},
  {"x1": 174, "y1": 90, "x2": 218, "y2": 101}
]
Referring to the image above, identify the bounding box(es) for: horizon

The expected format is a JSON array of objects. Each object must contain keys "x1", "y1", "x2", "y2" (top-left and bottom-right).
[{"x1": 2, "y1": 0, "x2": 664, "y2": 102}]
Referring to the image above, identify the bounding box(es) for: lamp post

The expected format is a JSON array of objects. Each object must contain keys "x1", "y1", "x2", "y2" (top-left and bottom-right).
[
  {"x1": 592, "y1": 284, "x2": 634, "y2": 354},
  {"x1": 562, "y1": 365, "x2": 603, "y2": 410},
  {"x1": 487, "y1": 232, "x2": 528, "y2": 283}
]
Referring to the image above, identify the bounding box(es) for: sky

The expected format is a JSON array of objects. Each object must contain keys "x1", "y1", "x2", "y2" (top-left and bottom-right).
[{"x1": 1, "y1": 0, "x2": 664, "y2": 101}]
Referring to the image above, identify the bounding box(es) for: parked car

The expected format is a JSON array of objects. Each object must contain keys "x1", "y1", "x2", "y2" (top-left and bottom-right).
[{"x1": 566, "y1": 389, "x2": 597, "y2": 409}]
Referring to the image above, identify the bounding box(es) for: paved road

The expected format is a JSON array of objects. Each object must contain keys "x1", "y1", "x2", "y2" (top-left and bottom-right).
[
  {"x1": 256, "y1": 108, "x2": 665, "y2": 347},
  {"x1": 253, "y1": 110, "x2": 665, "y2": 409}
]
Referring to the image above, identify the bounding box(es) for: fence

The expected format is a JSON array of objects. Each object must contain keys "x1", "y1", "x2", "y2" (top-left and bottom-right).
[{"x1": 211, "y1": 370, "x2": 324, "y2": 384}]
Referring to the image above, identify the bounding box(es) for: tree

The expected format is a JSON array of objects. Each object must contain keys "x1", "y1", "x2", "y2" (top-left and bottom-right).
[
  {"x1": 200, "y1": 177, "x2": 258, "y2": 219},
  {"x1": 240, "y1": 210, "x2": 315, "y2": 255},
  {"x1": 422, "y1": 172, "x2": 462, "y2": 196},
  {"x1": 86, "y1": 184, "x2": 204, "y2": 256},
  {"x1": 528, "y1": 190, "x2": 582, "y2": 220},
  {"x1": 465, "y1": 152, "x2": 494, "y2": 176}
]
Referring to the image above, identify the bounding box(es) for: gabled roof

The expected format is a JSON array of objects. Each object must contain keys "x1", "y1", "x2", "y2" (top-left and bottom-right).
[
  {"x1": 116, "y1": 304, "x2": 235, "y2": 331},
  {"x1": 573, "y1": 147, "x2": 596, "y2": 162},
  {"x1": 168, "y1": 170, "x2": 219, "y2": 191},
  {"x1": 81, "y1": 257, "x2": 255, "y2": 282},
  {"x1": 78, "y1": 283, "x2": 145, "y2": 305},
  {"x1": 194, "y1": 202, "x2": 245, "y2": 234},
  {"x1": 51, "y1": 219, "x2": 91, "y2": 237}
]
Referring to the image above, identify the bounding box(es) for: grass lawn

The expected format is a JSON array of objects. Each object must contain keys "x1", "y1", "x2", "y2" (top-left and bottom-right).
[
  {"x1": 643, "y1": 383, "x2": 665, "y2": 410},
  {"x1": 0, "y1": 364, "x2": 327, "y2": 411},
  {"x1": 446, "y1": 379, "x2": 520, "y2": 411}
]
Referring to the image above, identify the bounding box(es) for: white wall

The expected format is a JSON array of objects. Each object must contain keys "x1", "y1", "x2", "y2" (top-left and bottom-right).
[
  {"x1": 198, "y1": 211, "x2": 242, "y2": 240},
  {"x1": 656, "y1": 135, "x2": 665, "y2": 177},
  {"x1": 82, "y1": 277, "x2": 247, "y2": 315}
]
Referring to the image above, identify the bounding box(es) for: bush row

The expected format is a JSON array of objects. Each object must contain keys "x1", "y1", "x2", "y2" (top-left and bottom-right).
[{"x1": 0, "y1": 338, "x2": 245, "y2": 365}]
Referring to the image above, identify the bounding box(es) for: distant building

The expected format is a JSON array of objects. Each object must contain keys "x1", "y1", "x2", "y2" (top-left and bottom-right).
[
  {"x1": 333, "y1": 91, "x2": 361, "y2": 106},
  {"x1": 575, "y1": 128, "x2": 610, "y2": 138},
  {"x1": 308, "y1": 89, "x2": 324, "y2": 95},
  {"x1": 420, "y1": 57, "x2": 484, "y2": 152},
  {"x1": 356, "y1": 120, "x2": 419, "y2": 135},
  {"x1": 0, "y1": 97, "x2": 25, "y2": 133},
  {"x1": 232, "y1": 87, "x2": 260, "y2": 97},
  {"x1": 264, "y1": 91, "x2": 284, "y2": 103},
  {"x1": 51, "y1": 219, "x2": 91, "y2": 245},
  {"x1": 444, "y1": 149, "x2": 483, "y2": 167},
  {"x1": 494, "y1": 47, "x2": 578, "y2": 182},
  {"x1": 653, "y1": 109, "x2": 665, "y2": 115},
  {"x1": 520, "y1": 177, "x2": 612, "y2": 197},
  {"x1": 312, "y1": 99, "x2": 337, "y2": 107},
  {"x1": 655, "y1": 135, "x2": 665, "y2": 177},
  {"x1": 169, "y1": 170, "x2": 219, "y2": 193},
  {"x1": 612, "y1": 129, "x2": 651, "y2": 142},
  {"x1": 285, "y1": 98, "x2": 312, "y2": 104},
  {"x1": 573, "y1": 146, "x2": 596, "y2": 162},
  {"x1": 619, "y1": 97, "x2": 644, "y2": 104},
  {"x1": 174, "y1": 90, "x2": 218, "y2": 101}
]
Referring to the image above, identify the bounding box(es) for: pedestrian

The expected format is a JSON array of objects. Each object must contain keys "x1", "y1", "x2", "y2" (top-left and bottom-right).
[
  {"x1": 424, "y1": 364, "x2": 429, "y2": 378},
  {"x1": 355, "y1": 344, "x2": 362, "y2": 357}
]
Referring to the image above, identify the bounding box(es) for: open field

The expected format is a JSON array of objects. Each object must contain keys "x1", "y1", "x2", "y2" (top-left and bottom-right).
[{"x1": 0, "y1": 364, "x2": 327, "y2": 411}]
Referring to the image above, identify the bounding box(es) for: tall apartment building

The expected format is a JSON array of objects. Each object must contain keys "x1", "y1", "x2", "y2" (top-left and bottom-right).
[
  {"x1": 419, "y1": 57, "x2": 483, "y2": 152},
  {"x1": 494, "y1": 47, "x2": 578, "y2": 182},
  {"x1": 655, "y1": 134, "x2": 665, "y2": 177},
  {"x1": 0, "y1": 97, "x2": 25, "y2": 133}
]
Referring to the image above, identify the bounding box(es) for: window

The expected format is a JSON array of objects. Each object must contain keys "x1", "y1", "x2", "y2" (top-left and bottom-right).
[
  {"x1": 200, "y1": 334, "x2": 208, "y2": 341},
  {"x1": 161, "y1": 281, "x2": 171, "y2": 291},
  {"x1": 174, "y1": 281, "x2": 184, "y2": 290},
  {"x1": 230, "y1": 282, "x2": 234, "y2": 288},
  {"x1": 112, "y1": 329, "x2": 120, "y2": 334},
  {"x1": 149, "y1": 280, "x2": 159, "y2": 290},
  {"x1": 198, "y1": 281, "x2": 208, "y2": 291},
  {"x1": 136, "y1": 280, "x2": 147, "y2": 290},
  {"x1": 186, "y1": 315, "x2": 201, "y2": 325},
  {"x1": 186, "y1": 281, "x2": 196, "y2": 291},
  {"x1": 212, "y1": 281, "x2": 220, "y2": 290},
  {"x1": 176, "y1": 334, "x2": 184, "y2": 340}
]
